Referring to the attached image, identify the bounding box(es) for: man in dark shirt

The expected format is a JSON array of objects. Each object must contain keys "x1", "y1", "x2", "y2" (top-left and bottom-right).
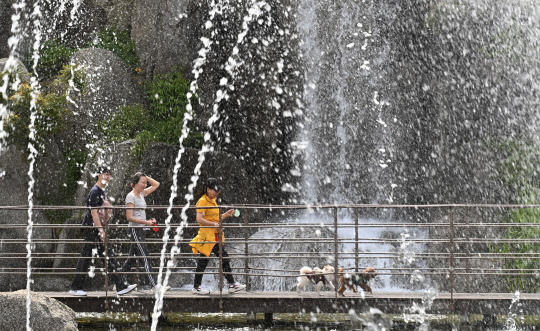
[{"x1": 69, "y1": 166, "x2": 137, "y2": 296}]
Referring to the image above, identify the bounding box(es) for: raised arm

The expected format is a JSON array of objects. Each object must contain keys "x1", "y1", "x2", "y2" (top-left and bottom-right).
[{"x1": 143, "y1": 176, "x2": 160, "y2": 196}]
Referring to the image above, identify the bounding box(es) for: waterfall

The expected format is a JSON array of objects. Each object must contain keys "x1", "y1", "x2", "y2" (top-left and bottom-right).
[{"x1": 296, "y1": 0, "x2": 397, "y2": 207}]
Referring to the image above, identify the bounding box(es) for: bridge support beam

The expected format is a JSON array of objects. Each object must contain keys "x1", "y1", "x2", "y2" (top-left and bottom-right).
[
  {"x1": 482, "y1": 314, "x2": 497, "y2": 330},
  {"x1": 264, "y1": 313, "x2": 273, "y2": 324}
]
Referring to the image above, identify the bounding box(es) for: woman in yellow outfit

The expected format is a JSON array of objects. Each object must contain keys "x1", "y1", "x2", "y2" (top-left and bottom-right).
[{"x1": 190, "y1": 177, "x2": 246, "y2": 294}]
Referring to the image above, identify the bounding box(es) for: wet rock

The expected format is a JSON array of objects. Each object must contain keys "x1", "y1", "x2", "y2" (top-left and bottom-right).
[
  {"x1": 130, "y1": 0, "x2": 202, "y2": 78},
  {"x1": 0, "y1": 1, "x2": 10, "y2": 58},
  {"x1": 0, "y1": 146, "x2": 53, "y2": 291},
  {"x1": 33, "y1": 276, "x2": 72, "y2": 292},
  {"x1": 90, "y1": 0, "x2": 136, "y2": 31},
  {"x1": 57, "y1": 48, "x2": 145, "y2": 153},
  {"x1": 0, "y1": 57, "x2": 31, "y2": 82},
  {"x1": 237, "y1": 226, "x2": 336, "y2": 291},
  {"x1": 0, "y1": 290, "x2": 77, "y2": 331},
  {"x1": 40, "y1": 1, "x2": 106, "y2": 48}
]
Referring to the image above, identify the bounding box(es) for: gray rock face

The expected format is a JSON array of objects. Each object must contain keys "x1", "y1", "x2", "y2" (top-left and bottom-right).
[
  {"x1": 0, "y1": 1, "x2": 10, "y2": 58},
  {"x1": 90, "y1": 0, "x2": 135, "y2": 31},
  {"x1": 131, "y1": 0, "x2": 202, "y2": 77},
  {"x1": 0, "y1": 290, "x2": 78, "y2": 331},
  {"x1": 40, "y1": 0, "x2": 106, "y2": 48},
  {"x1": 0, "y1": 146, "x2": 53, "y2": 291},
  {"x1": 58, "y1": 48, "x2": 145, "y2": 152}
]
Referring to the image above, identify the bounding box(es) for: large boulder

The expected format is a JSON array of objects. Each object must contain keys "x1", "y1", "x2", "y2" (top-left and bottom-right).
[
  {"x1": 0, "y1": 57, "x2": 31, "y2": 83},
  {"x1": 0, "y1": 290, "x2": 77, "y2": 331},
  {"x1": 56, "y1": 48, "x2": 145, "y2": 153},
  {"x1": 0, "y1": 146, "x2": 53, "y2": 291}
]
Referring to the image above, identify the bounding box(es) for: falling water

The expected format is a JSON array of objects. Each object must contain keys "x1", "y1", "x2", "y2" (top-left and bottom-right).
[
  {"x1": 25, "y1": 0, "x2": 44, "y2": 328},
  {"x1": 503, "y1": 291, "x2": 524, "y2": 331},
  {"x1": 295, "y1": 0, "x2": 393, "y2": 206},
  {"x1": 150, "y1": 0, "x2": 224, "y2": 324},
  {"x1": 0, "y1": 0, "x2": 26, "y2": 151},
  {"x1": 400, "y1": 229, "x2": 437, "y2": 330},
  {"x1": 152, "y1": 3, "x2": 273, "y2": 328}
]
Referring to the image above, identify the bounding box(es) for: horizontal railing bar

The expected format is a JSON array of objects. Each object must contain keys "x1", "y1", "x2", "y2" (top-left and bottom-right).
[
  {"x1": 4, "y1": 203, "x2": 540, "y2": 210},
  {"x1": 4, "y1": 239, "x2": 539, "y2": 245},
  {"x1": 3, "y1": 222, "x2": 540, "y2": 229}
]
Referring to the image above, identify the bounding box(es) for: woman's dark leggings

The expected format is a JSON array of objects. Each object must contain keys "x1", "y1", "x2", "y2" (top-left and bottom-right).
[{"x1": 193, "y1": 244, "x2": 234, "y2": 288}]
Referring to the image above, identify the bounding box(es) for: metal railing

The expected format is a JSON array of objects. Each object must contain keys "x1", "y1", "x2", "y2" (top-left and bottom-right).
[{"x1": 1, "y1": 203, "x2": 540, "y2": 311}]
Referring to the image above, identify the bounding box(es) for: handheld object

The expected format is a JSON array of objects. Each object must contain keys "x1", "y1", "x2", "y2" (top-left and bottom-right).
[{"x1": 151, "y1": 218, "x2": 159, "y2": 232}]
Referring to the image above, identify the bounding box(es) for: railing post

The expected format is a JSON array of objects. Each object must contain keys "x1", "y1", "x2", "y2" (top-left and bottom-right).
[
  {"x1": 354, "y1": 208, "x2": 359, "y2": 273},
  {"x1": 103, "y1": 220, "x2": 109, "y2": 311},
  {"x1": 449, "y1": 208, "x2": 455, "y2": 313},
  {"x1": 218, "y1": 207, "x2": 224, "y2": 311},
  {"x1": 334, "y1": 207, "x2": 339, "y2": 307},
  {"x1": 464, "y1": 208, "x2": 470, "y2": 293},
  {"x1": 244, "y1": 209, "x2": 249, "y2": 290}
]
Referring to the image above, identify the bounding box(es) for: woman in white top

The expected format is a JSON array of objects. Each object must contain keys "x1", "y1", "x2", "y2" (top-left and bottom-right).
[{"x1": 121, "y1": 172, "x2": 160, "y2": 290}]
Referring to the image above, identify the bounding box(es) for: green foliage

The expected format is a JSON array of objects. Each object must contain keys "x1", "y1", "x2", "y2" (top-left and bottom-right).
[
  {"x1": 491, "y1": 141, "x2": 540, "y2": 292},
  {"x1": 36, "y1": 39, "x2": 76, "y2": 80},
  {"x1": 494, "y1": 191, "x2": 540, "y2": 292},
  {"x1": 147, "y1": 69, "x2": 190, "y2": 121},
  {"x1": 101, "y1": 66, "x2": 203, "y2": 157},
  {"x1": 101, "y1": 104, "x2": 149, "y2": 142},
  {"x1": 93, "y1": 25, "x2": 139, "y2": 69},
  {"x1": 494, "y1": 140, "x2": 540, "y2": 191},
  {"x1": 3, "y1": 64, "x2": 86, "y2": 152}
]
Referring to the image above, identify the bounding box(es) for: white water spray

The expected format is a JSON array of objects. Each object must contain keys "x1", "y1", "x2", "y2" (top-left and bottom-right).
[
  {"x1": 25, "y1": 0, "x2": 43, "y2": 329},
  {"x1": 151, "y1": 1, "x2": 225, "y2": 327},
  {"x1": 151, "y1": 2, "x2": 271, "y2": 328},
  {"x1": 0, "y1": 0, "x2": 27, "y2": 153}
]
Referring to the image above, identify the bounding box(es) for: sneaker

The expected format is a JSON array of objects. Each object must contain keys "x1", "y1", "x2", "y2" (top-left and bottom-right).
[
  {"x1": 117, "y1": 284, "x2": 137, "y2": 296},
  {"x1": 69, "y1": 289, "x2": 87, "y2": 296},
  {"x1": 191, "y1": 287, "x2": 210, "y2": 295},
  {"x1": 228, "y1": 282, "x2": 246, "y2": 293}
]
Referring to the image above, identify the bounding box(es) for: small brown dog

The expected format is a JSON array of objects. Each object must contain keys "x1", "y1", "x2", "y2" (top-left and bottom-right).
[{"x1": 338, "y1": 267, "x2": 376, "y2": 296}]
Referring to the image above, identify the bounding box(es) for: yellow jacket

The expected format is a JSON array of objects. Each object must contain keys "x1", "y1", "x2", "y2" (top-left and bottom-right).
[{"x1": 189, "y1": 194, "x2": 225, "y2": 256}]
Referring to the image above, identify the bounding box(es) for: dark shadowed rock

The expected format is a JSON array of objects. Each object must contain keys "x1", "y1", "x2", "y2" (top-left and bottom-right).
[
  {"x1": 131, "y1": 0, "x2": 202, "y2": 78},
  {"x1": 0, "y1": 1, "x2": 10, "y2": 58},
  {"x1": 0, "y1": 146, "x2": 53, "y2": 291},
  {"x1": 90, "y1": 0, "x2": 135, "y2": 31},
  {"x1": 33, "y1": 276, "x2": 72, "y2": 292},
  {"x1": 40, "y1": 1, "x2": 106, "y2": 48},
  {"x1": 0, "y1": 290, "x2": 77, "y2": 330}
]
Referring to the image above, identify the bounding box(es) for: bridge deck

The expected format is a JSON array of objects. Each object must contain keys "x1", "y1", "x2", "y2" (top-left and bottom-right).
[{"x1": 41, "y1": 290, "x2": 540, "y2": 315}]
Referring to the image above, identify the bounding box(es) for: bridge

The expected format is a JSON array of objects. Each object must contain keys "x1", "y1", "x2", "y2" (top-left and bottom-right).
[
  {"x1": 41, "y1": 290, "x2": 539, "y2": 317},
  {"x1": 2, "y1": 203, "x2": 540, "y2": 324}
]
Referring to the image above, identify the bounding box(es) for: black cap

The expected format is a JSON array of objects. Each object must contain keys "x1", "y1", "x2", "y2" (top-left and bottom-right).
[
  {"x1": 206, "y1": 177, "x2": 223, "y2": 192},
  {"x1": 96, "y1": 166, "x2": 111, "y2": 174}
]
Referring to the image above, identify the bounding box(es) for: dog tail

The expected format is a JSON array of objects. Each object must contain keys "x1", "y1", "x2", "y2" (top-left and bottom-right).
[{"x1": 300, "y1": 266, "x2": 312, "y2": 275}]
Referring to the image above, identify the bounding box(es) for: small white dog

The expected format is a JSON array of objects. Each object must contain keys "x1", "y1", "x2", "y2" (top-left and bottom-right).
[{"x1": 296, "y1": 265, "x2": 335, "y2": 295}]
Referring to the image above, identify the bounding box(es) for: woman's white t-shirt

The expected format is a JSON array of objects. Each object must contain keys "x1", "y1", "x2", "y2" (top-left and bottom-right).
[{"x1": 126, "y1": 191, "x2": 146, "y2": 228}]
